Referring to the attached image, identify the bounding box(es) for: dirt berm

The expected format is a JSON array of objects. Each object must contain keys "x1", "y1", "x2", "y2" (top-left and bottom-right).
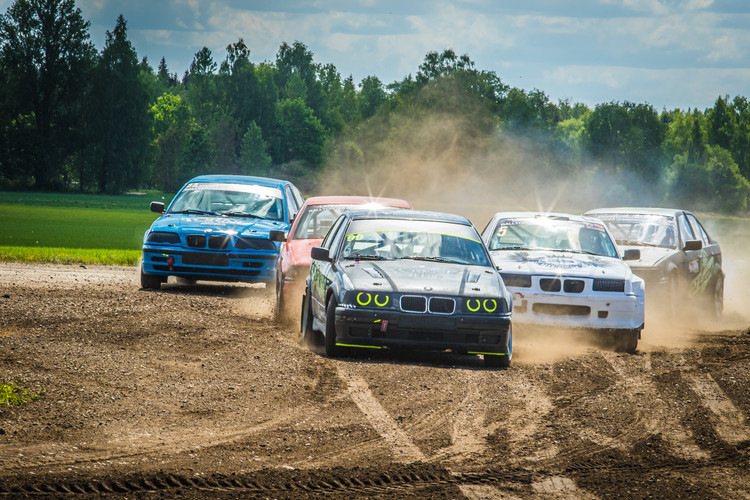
[{"x1": 1, "y1": 263, "x2": 749, "y2": 498}]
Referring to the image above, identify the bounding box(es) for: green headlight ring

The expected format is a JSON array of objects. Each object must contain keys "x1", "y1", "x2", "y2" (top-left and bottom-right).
[
  {"x1": 357, "y1": 292, "x2": 372, "y2": 306},
  {"x1": 467, "y1": 298, "x2": 499, "y2": 312},
  {"x1": 374, "y1": 294, "x2": 389, "y2": 307}
]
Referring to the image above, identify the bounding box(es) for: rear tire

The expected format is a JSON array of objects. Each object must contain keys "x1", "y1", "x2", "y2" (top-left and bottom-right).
[
  {"x1": 140, "y1": 268, "x2": 162, "y2": 290},
  {"x1": 324, "y1": 298, "x2": 340, "y2": 357}
]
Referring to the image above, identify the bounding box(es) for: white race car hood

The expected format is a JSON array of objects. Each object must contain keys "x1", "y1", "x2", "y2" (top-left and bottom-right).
[{"x1": 490, "y1": 250, "x2": 633, "y2": 280}]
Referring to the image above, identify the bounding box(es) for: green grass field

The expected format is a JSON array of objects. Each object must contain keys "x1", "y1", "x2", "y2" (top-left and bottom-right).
[
  {"x1": 1, "y1": 190, "x2": 748, "y2": 268},
  {"x1": 0, "y1": 191, "x2": 172, "y2": 266}
]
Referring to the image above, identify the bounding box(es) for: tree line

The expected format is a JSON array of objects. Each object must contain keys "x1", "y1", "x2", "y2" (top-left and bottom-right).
[{"x1": 1, "y1": 0, "x2": 749, "y2": 213}]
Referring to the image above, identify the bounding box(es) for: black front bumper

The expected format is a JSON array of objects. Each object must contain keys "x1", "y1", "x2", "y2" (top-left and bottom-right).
[{"x1": 334, "y1": 307, "x2": 512, "y2": 354}]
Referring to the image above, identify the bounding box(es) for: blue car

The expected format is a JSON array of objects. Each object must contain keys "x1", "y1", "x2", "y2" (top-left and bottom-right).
[{"x1": 141, "y1": 175, "x2": 304, "y2": 290}]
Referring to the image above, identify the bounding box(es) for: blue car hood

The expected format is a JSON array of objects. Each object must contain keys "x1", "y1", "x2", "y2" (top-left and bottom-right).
[{"x1": 149, "y1": 213, "x2": 288, "y2": 238}]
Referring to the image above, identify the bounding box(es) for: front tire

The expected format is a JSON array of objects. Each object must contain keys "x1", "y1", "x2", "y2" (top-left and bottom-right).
[
  {"x1": 484, "y1": 353, "x2": 511, "y2": 368},
  {"x1": 613, "y1": 329, "x2": 639, "y2": 353},
  {"x1": 274, "y1": 269, "x2": 284, "y2": 322},
  {"x1": 324, "y1": 297, "x2": 340, "y2": 357},
  {"x1": 710, "y1": 275, "x2": 724, "y2": 319},
  {"x1": 301, "y1": 290, "x2": 315, "y2": 346},
  {"x1": 140, "y1": 267, "x2": 162, "y2": 290}
]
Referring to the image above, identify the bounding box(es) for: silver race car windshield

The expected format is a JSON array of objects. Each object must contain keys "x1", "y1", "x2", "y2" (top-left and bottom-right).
[
  {"x1": 489, "y1": 218, "x2": 619, "y2": 258},
  {"x1": 341, "y1": 219, "x2": 491, "y2": 266},
  {"x1": 169, "y1": 182, "x2": 284, "y2": 221},
  {"x1": 593, "y1": 214, "x2": 677, "y2": 249}
]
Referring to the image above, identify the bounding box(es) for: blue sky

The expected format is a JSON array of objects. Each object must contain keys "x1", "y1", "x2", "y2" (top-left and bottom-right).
[{"x1": 3, "y1": 0, "x2": 749, "y2": 110}]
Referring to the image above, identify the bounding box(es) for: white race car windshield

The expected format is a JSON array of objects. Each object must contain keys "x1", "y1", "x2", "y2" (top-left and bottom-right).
[
  {"x1": 169, "y1": 183, "x2": 284, "y2": 221},
  {"x1": 489, "y1": 218, "x2": 619, "y2": 258},
  {"x1": 593, "y1": 214, "x2": 677, "y2": 249}
]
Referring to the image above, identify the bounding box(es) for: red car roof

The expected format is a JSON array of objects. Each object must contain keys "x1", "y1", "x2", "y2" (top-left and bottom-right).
[{"x1": 302, "y1": 195, "x2": 412, "y2": 208}]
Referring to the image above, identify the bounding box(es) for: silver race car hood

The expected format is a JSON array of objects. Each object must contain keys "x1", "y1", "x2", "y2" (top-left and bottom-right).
[
  {"x1": 342, "y1": 260, "x2": 504, "y2": 297},
  {"x1": 490, "y1": 250, "x2": 633, "y2": 280}
]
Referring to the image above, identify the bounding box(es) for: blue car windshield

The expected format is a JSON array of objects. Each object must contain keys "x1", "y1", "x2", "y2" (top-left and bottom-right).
[
  {"x1": 489, "y1": 218, "x2": 619, "y2": 258},
  {"x1": 169, "y1": 182, "x2": 284, "y2": 221},
  {"x1": 341, "y1": 219, "x2": 490, "y2": 266}
]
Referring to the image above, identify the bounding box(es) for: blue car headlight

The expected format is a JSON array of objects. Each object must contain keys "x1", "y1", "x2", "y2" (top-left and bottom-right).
[{"x1": 146, "y1": 231, "x2": 180, "y2": 244}]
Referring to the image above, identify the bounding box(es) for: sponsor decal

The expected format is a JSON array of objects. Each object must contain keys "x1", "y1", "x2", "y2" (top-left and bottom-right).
[{"x1": 182, "y1": 182, "x2": 282, "y2": 199}]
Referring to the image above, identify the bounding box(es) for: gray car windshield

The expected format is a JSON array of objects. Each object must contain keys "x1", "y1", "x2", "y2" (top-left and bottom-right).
[
  {"x1": 594, "y1": 214, "x2": 677, "y2": 249},
  {"x1": 169, "y1": 182, "x2": 284, "y2": 221},
  {"x1": 488, "y1": 218, "x2": 619, "y2": 258},
  {"x1": 341, "y1": 219, "x2": 490, "y2": 266}
]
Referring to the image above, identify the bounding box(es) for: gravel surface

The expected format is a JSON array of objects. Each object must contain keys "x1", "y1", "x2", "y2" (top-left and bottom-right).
[{"x1": 1, "y1": 263, "x2": 749, "y2": 498}]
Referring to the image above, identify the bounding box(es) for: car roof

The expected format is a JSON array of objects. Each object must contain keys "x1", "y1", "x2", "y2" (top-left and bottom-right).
[
  {"x1": 584, "y1": 207, "x2": 687, "y2": 217},
  {"x1": 185, "y1": 174, "x2": 293, "y2": 189},
  {"x1": 348, "y1": 209, "x2": 473, "y2": 226},
  {"x1": 490, "y1": 211, "x2": 605, "y2": 225},
  {"x1": 302, "y1": 195, "x2": 411, "y2": 208}
]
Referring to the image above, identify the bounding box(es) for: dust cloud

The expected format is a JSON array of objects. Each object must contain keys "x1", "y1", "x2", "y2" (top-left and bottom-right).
[
  {"x1": 298, "y1": 99, "x2": 750, "y2": 357},
  {"x1": 314, "y1": 107, "x2": 662, "y2": 231}
]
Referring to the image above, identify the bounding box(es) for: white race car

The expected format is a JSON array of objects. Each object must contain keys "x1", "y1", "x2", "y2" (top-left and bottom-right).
[{"x1": 481, "y1": 212, "x2": 645, "y2": 352}]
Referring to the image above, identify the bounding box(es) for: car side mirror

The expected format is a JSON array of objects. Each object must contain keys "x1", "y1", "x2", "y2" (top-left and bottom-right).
[
  {"x1": 150, "y1": 201, "x2": 165, "y2": 214},
  {"x1": 623, "y1": 249, "x2": 641, "y2": 261},
  {"x1": 683, "y1": 240, "x2": 703, "y2": 251},
  {"x1": 269, "y1": 230, "x2": 286, "y2": 242},
  {"x1": 310, "y1": 246, "x2": 331, "y2": 262}
]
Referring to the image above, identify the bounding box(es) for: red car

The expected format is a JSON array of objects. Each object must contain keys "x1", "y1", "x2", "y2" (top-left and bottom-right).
[{"x1": 275, "y1": 195, "x2": 412, "y2": 320}]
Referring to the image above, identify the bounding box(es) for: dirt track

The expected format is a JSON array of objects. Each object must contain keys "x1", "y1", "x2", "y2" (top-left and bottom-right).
[{"x1": 1, "y1": 262, "x2": 749, "y2": 498}]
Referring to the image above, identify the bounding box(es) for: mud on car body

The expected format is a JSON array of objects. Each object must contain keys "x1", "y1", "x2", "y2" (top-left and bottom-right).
[
  {"x1": 584, "y1": 207, "x2": 724, "y2": 319},
  {"x1": 481, "y1": 212, "x2": 645, "y2": 353},
  {"x1": 141, "y1": 175, "x2": 304, "y2": 290},
  {"x1": 301, "y1": 210, "x2": 513, "y2": 368}
]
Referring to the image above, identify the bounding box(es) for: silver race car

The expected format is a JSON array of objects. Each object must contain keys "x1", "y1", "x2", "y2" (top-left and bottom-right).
[
  {"x1": 302, "y1": 210, "x2": 513, "y2": 367},
  {"x1": 584, "y1": 207, "x2": 723, "y2": 319}
]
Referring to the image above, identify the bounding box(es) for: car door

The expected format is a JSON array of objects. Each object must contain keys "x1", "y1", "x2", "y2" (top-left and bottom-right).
[
  {"x1": 685, "y1": 212, "x2": 721, "y2": 295},
  {"x1": 310, "y1": 214, "x2": 347, "y2": 319},
  {"x1": 676, "y1": 212, "x2": 702, "y2": 292}
]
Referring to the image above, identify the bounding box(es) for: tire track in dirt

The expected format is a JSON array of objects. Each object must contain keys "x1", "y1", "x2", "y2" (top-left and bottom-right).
[
  {"x1": 429, "y1": 370, "x2": 491, "y2": 464},
  {"x1": 1, "y1": 409, "x2": 310, "y2": 473},
  {"x1": 335, "y1": 363, "x2": 426, "y2": 463},
  {"x1": 600, "y1": 351, "x2": 709, "y2": 460},
  {"x1": 333, "y1": 363, "x2": 517, "y2": 499},
  {"x1": 675, "y1": 352, "x2": 750, "y2": 446}
]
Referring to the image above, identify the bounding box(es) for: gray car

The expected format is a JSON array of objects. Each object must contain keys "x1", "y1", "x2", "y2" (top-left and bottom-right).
[
  {"x1": 584, "y1": 207, "x2": 723, "y2": 318},
  {"x1": 301, "y1": 210, "x2": 513, "y2": 368}
]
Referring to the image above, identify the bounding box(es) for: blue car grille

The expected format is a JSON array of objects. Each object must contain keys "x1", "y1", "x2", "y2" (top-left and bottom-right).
[
  {"x1": 186, "y1": 234, "x2": 207, "y2": 247},
  {"x1": 208, "y1": 235, "x2": 230, "y2": 249}
]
